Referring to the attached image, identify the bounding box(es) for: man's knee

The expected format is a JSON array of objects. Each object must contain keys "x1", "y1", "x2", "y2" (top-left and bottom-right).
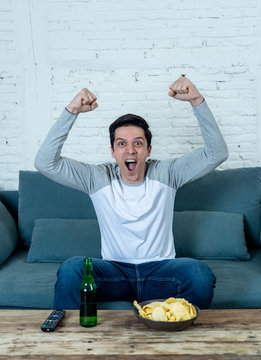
[
  {"x1": 187, "y1": 260, "x2": 216, "y2": 308},
  {"x1": 57, "y1": 256, "x2": 84, "y2": 284},
  {"x1": 54, "y1": 256, "x2": 84, "y2": 310},
  {"x1": 164, "y1": 258, "x2": 215, "y2": 309},
  {"x1": 193, "y1": 260, "x2": 216, "y2": 291}
]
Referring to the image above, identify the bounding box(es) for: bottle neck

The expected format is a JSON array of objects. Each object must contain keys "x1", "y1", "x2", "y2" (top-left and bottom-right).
[
  {"x1": 83, "y1": 258, "x2": 94, "y2": 280},
  {"x1": 81, "y1": 258, "x2": 96, "y2": 290}
]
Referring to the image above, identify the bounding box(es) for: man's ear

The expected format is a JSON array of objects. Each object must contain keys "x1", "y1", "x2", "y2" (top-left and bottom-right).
[
  {"x1": 147, "y1": 145, "x2": 152, "y2": 158},
  {"x1": 111, "y1": 146, "x2": 115, "y2": 159}
]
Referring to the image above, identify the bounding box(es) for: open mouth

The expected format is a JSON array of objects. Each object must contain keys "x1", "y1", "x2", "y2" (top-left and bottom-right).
[{"x1": 125, "y1": 159, "x2": 137, "y2": 172}]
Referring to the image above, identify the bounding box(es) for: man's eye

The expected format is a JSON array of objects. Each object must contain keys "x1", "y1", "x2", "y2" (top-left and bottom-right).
[
  {"x1": 118, "y1": 142, "x2": 125, "y2": 147},
  {"x1": 135, "y1": 141, "x2": 142, "y2": 146}
]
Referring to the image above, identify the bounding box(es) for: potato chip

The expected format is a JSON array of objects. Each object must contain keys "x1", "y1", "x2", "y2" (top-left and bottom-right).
[
  {"x1": 169, "y1": 302, "x2": 191, "y2": 321},
  {"x1": 133, "y1": 297, "x2": 197, "y2": 322},
  {"x1": 151, "y1": 306, "x2": 168, "y2": 321},
  {"x1": 165, "y1": 297, "x2": 176, "y2": 304}
]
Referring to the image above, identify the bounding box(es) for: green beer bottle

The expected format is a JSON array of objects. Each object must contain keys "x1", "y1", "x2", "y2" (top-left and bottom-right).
[{"x1": 80, "y1": 257, "x2": 97, "y2": 327}]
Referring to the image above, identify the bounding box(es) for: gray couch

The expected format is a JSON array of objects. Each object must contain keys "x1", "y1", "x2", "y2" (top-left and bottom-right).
[{"x1": 0, "y1": 168, "x2": 260, "y2": 310}]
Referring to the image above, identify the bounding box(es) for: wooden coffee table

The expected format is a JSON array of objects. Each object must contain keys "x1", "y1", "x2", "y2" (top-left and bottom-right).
[{"x1": 0, "y1": 309, "x2": 261, "y2": 359}]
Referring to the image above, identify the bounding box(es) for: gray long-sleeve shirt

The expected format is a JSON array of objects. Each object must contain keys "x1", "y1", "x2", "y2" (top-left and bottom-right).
[{"x1": 35, "y1": 101, "x2": 228, "y2": 264}]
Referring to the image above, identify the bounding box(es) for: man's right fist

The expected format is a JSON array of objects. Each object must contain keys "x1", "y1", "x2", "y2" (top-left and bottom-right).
[{"x1": 66, "y1": 88, "x2": 98, "y2": 115}]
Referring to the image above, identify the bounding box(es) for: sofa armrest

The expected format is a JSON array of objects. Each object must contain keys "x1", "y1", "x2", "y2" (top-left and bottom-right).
[{"x1": 0, "y1": 201, "x2": 18, "y2": 265}]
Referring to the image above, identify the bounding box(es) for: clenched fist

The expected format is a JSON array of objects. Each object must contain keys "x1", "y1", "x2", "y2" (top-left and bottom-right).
[
  {"x1": 66, "y1": 88, "x2": 98, "y2": 115},
  {"x1": 168, "y1": 76, "x2": 204, "y2": 107}
]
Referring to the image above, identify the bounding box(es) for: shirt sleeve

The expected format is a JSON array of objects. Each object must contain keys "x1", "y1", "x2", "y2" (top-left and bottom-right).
[
  {"x1": 161, "y1": 100, "x2": 229, "y2": 189},
  {"x1": 34, "y1": 108, "x2": 104, "y2": 194}
]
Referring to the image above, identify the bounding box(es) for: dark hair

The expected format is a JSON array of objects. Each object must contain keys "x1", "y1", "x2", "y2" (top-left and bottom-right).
[{"x1": 109, "y1": 114, "x2": 152, "y2": 149}]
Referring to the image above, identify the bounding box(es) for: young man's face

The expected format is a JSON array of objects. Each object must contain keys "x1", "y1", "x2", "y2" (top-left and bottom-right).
[{"x1": 111, "y1": 126, "x2": 152, "y2": 184}]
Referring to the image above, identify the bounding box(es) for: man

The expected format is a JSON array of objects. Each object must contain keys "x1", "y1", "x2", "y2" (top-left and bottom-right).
[{"x1": 35, "y1": 76, "x2": 228, "y2": 310}]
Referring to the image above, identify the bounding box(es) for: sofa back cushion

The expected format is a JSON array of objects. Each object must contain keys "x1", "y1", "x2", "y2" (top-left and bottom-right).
[
  {"x1": 18, "y1": 171, "x2": 96, "y2": 248},
  {"x1": 175, "y1": 167, "x2": 261, "y2": 247},
  {"x1": 0, "y1": 201, "x2": 18, "y2": 264},
  {"x1": 0, "y1": 190, "x2": 18, "y2": 224}
]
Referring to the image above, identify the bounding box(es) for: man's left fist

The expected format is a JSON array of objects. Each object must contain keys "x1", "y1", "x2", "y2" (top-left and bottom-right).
[{"x1": 168, "y1": 76, "x2": 204, "y2": 106}]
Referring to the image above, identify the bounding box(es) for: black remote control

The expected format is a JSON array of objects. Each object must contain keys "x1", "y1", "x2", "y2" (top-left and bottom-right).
[{"x1": 41, "y1": 310, "x2": 66, "y2": 332}]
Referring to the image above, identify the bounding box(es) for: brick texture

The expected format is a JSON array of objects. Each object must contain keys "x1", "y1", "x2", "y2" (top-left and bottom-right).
[{"x1": 0, "y1": 0, "x2": 260, "y2": 189}]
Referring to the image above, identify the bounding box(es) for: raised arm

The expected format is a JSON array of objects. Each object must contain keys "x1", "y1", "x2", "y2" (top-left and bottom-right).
[
  {"x1": 34, "y1": 88, "x2": 99, "y2": 192},
  {"x1": 167, "y1": 76, "x2": 229, "y2": 188}
]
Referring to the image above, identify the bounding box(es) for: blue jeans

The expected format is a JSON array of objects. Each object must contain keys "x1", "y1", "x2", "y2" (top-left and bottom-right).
[{"x1": 53, "y1": 257, "x2": 216, "y2": 310}]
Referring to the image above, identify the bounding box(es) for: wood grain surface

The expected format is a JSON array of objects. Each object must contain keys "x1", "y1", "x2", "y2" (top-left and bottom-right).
[{"x1": 0, "y1": 309, "x2": 261, "y2": 359}]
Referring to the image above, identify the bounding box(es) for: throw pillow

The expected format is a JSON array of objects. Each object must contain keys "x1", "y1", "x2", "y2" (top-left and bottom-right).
[
  {"x1": 27, "y1": 218, "x2": 101, "y2": 263},
  {"x1": 173, "y1": 211, "x2": 250, "y2": 260},
  {"x1": 0, "y1": 201, "x2": 18, "y2": 265}
]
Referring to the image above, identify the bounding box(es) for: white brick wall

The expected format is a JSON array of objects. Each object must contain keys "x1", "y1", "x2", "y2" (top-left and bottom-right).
[{"x1": 0, "y1": 0, "x2": 260, "y2": 189}]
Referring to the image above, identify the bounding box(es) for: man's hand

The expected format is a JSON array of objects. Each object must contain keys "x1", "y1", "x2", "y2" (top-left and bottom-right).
[
  {"x1": 66, "y1": 88, "x2": 98, "y2": 115},
  {"x1": 168, "y1": 76, "x2": 204, "y2": 107}
]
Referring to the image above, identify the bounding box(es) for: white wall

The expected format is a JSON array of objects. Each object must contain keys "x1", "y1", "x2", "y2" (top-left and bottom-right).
[{"x1": 0, "y1": 0, "x2": 260, "y2": 190}]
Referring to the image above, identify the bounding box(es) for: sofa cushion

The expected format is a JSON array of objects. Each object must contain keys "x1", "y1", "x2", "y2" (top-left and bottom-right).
[
  {"x1": 0, "y1": 201, "x2": 18, "y2": 265},
  {"x1": 173, "y1": 211, "x2": 250, "y2": 260},
  {"x1": 27, "y1": 218, "x2": 102, "y2": 263},
  {"x1": 18, "y1": 171, "x2": 97, "y2": 248},
  {"x1": 0, "y1": 250, "x2": 60, "y2": 308},
  {"x1": 203, "y1": 248, "x2": 261, "y2": 308},
  {"x1": 175, "y1": 167, "x2": 261, "y2": 247}
]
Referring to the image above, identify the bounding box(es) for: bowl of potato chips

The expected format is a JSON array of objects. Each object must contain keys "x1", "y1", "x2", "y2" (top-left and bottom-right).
[{"x1": 133, "y1": 297, "x2": 200, "y2": 331}]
